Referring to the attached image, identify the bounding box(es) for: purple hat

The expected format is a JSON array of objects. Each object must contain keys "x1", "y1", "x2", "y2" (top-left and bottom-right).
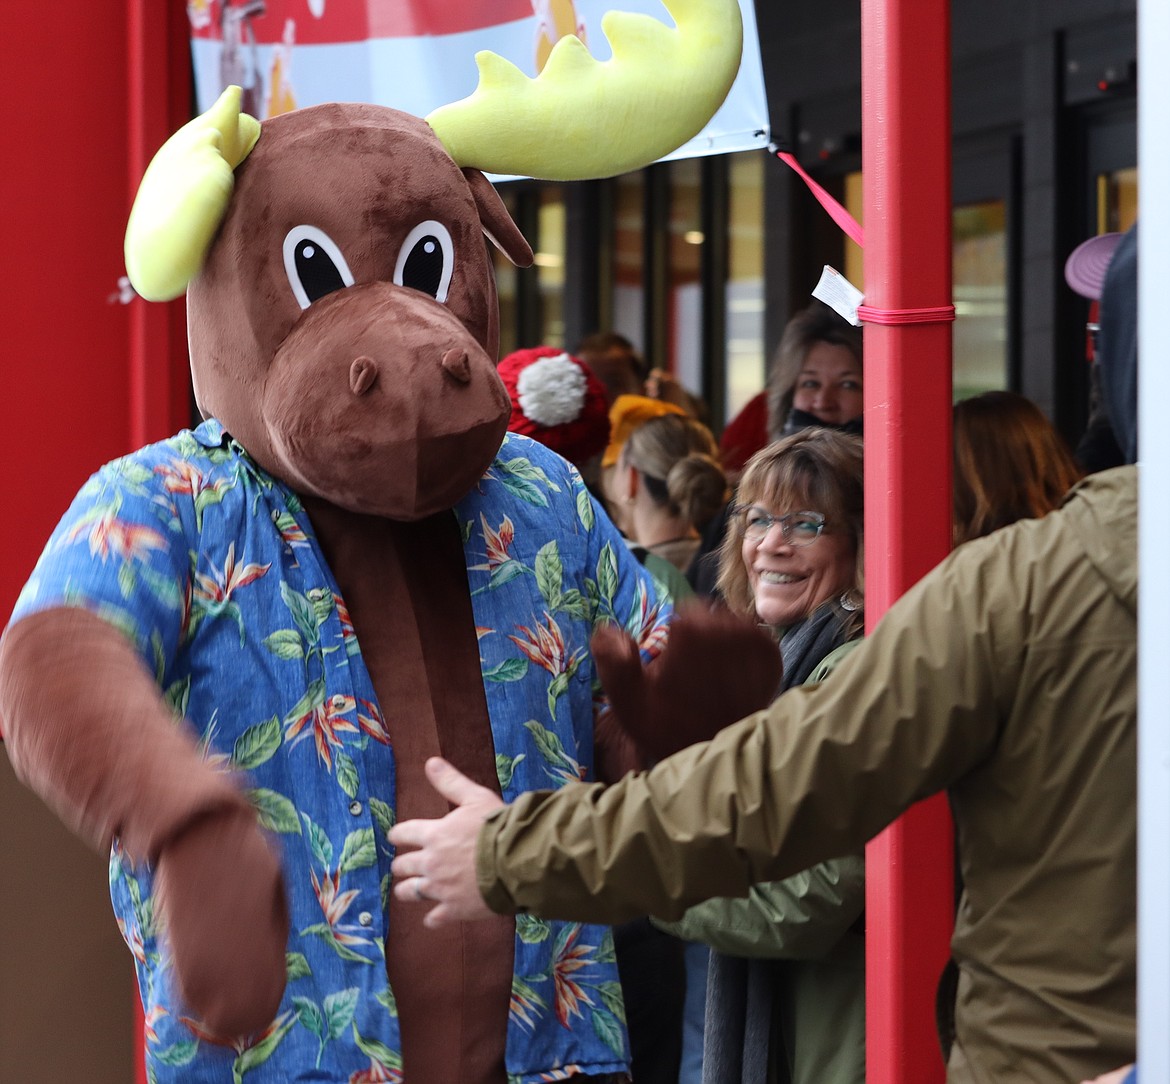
[{"x1": 1064, "y1": 232, "x2": 1124, "y2": 300}]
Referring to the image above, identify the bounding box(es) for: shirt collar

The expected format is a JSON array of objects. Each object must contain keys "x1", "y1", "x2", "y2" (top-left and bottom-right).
[{"x1": 191, "y1": 418, "x2": 228, "y2": 448}]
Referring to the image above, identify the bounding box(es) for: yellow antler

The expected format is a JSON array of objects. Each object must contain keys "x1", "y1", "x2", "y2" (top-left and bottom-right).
[
  {"x1": 124, "y1": 86, "x2": 261, "y2": 301},
  {"x1": 427, "y1": 0, "x2": 743, "y2": 181}
]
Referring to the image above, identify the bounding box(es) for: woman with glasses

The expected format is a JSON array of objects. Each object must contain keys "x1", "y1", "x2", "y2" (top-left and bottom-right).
[{"x1": 657, "y1": 426, "x2": 866, "y2": 1084}]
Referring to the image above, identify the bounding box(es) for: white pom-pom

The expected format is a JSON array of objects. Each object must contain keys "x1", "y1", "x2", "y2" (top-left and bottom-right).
[{"x1": 516, "y1": 354, "x2": 587, "y2": 426}]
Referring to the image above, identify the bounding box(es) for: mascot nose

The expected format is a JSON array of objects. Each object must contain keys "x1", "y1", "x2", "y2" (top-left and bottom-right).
[
  {"x1": 349, "y1": 356, "x2": 379, "y2": 396},
  {"x1": 442, "y1": 347, "x2": 472, "y2": 385}
]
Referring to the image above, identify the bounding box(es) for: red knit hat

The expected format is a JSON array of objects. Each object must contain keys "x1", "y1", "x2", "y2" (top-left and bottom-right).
[{"x1": 497, "y1": 347, "x2": 611, "y2": 467}]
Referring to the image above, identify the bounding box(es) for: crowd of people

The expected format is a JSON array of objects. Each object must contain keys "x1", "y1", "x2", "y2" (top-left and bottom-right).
[{"x1": 388, "y1": 224, "x2": 1140, "y2": 1084}]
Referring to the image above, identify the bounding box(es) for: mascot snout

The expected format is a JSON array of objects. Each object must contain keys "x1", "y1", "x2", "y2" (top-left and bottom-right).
[{"x1": 263, "y1": 283, "x2": 509, "y2": 519}]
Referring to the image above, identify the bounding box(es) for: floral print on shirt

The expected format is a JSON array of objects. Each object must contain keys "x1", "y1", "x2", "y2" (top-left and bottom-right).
[{"x1": 12, "y1": 422, "x2": 670, "y2": 1083}]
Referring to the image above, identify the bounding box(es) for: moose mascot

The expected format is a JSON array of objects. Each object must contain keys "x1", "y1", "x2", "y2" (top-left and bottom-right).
[{"x1": 0, "y1": 2, "x2": 781, "y2": 1081}]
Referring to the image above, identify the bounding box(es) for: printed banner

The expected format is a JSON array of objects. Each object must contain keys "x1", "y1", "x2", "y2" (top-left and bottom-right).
[{"x1": 188, "y1": 0, "x2": 770, "y2": 171}]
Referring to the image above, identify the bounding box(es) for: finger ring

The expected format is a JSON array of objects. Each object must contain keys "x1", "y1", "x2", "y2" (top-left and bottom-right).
[{"x1": 413, "y1": 879, "x2": 425, "y2": 902}]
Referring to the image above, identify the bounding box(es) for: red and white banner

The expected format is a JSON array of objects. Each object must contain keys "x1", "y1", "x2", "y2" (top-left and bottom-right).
[{"x1": 188, "y1": 0, "x2": 769, "y2": 168}]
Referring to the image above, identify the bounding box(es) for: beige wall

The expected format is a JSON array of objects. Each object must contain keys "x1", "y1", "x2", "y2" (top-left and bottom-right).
[{"x1": 0, "y1": 756, "x2": 135, "y2": 1082}]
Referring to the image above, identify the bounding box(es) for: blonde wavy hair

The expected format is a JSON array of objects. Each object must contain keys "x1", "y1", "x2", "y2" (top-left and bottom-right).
[{"x1": 622, "y1": 413, "x2": 728, "y2": 530}]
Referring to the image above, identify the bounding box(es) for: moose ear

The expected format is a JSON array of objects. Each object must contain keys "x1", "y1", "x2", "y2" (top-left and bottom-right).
[{"x1": 462, "y1": 169, "x2": 534, "y2": 269}]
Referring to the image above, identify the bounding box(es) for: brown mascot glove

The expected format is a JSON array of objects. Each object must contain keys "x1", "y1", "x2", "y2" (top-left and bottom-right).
[
  {"x1": 155, "y1": 805, "x2": 290, "y2": 1039},
  {"x1": 0, "y1": 607, "x2": 289, "y2": 1039},
  {"x1": 591, "y1": 600, "x2": 783, "y2": 763}
]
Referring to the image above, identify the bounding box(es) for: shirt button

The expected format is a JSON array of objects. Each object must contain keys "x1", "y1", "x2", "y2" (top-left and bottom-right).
[
  {"x1": 331, "y1": 694, "x2": 347, "y2": 709},
  {"x1": 349, "y1": 801, "x2": 363, "y2": 816},
  {"x1": 358, "y1": 912, "x2": 373, "y2": 927},
  {"x1": 270, "y1": 508, "x2": 281, "y2": 523}
]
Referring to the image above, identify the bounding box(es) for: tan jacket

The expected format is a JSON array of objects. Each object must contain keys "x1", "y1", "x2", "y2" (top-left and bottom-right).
[{"x1": 478, "y1": 467, "x2": 1137, "y2": 1083}]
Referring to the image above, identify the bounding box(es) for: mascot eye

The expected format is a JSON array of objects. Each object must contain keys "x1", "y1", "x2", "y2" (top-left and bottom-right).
[
  {"x1": 282, "y1": 225, "x2": 355, "y2": 310},
  {"x1": 393, "y1": 220, "x2": 454, "y2": 303}
]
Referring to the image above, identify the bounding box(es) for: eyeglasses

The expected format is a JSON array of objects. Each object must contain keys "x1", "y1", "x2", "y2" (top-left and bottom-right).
[{"x1": 735, "y1": 506, "x2": 826, "y2": 545}]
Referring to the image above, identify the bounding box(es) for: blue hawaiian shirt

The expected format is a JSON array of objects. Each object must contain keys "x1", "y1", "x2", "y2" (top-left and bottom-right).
[{"x1": 11, "y1": 421, "x2": 671, "y2": 1084}]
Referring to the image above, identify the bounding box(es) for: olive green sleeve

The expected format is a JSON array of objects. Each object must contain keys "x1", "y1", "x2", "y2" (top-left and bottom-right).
[
  {"x1": 477, "y1": 536, "x2": 1021, "y2": 924},
  {"x1": 655, "y1": 854, "x2": 864, "y2": 958}
]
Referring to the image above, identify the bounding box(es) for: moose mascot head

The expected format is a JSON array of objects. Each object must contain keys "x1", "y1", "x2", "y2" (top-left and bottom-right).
[{"x1": 125, "y1": 0, "x2": 742, "y2": 518}]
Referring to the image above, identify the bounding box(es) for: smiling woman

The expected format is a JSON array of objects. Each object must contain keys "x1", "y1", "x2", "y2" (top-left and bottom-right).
[
  {"x1": 657, "y1": 426, "x2": 868, "y2": 1084},
  {"x1": 718, "y1": 428, "x2": 864, "y2": 639}
]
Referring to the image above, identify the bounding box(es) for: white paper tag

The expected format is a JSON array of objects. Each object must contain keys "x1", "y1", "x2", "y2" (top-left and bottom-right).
[{"x1": 811, "y1": 265, "x2": 865, "y2": 327}]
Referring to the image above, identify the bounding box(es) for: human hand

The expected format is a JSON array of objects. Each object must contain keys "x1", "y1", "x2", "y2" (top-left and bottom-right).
[
  {"x1": 389, "y1": 757, "x2": 505, "y2": 927},
  {"x1": 592, "y1": 600, "x2": 782, "y2": 761},
  {"x1": 154, "y1": 804, "x2": 289, "y2": 1039}
]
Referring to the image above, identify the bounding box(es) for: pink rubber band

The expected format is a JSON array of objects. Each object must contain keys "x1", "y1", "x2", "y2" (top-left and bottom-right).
[{"x1": 855, "y1": 304, "x2": 956, "y2": 325}]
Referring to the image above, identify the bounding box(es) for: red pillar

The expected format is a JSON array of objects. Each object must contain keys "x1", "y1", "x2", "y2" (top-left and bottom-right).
[
  {"x1": 1, "y1": 4, "x2": 172, "y2": 1083},
  {"x1": 126, "y1": 11, "x2": 193, "y2": 1083},
  {"x1": 128, "y1": 0, "x2": 193, "y2": 448},
  {"x1": 860, "y1": 1, "x2": 955, "y2": 1081}
]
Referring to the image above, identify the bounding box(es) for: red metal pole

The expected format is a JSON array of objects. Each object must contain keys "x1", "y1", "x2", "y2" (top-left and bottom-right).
[
  {"x1": 127, "y1": 5, "x2": 193, "y2": 1082},
  {"x1": 128, "y1": 0, "x2": 192, "y2": 450},
  {"x1": 860, "y1": 0, "x2": 955, "y2": 1081}
]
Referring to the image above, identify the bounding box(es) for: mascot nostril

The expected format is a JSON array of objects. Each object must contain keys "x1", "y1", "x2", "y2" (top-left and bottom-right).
[
  {"x1": 258, "y1": 283, "x2": 512, "y2": 519},
  {"x1": 442, "y1": 346, "x2": 471, "y2": 385},
  {"x1": 350, "y1": 356, "x2": 379, "y2": 396}
]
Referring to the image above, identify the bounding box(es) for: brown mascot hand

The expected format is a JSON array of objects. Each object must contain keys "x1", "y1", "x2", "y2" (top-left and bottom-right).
[
  {"x1": 591, "y1": 600, "x2": 783, "y2": 762},
  {"x1": 155, "y1": 805, "x2": 290, "y2": 1040}
]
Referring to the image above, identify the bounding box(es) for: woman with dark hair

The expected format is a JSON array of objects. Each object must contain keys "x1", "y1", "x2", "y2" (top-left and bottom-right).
[
  {"x1": 952, "y1": 390, "x2": 1083, "y2": 545},
  {"x1": 766, "y1": 303, "x2": 864, "y2": 439}
]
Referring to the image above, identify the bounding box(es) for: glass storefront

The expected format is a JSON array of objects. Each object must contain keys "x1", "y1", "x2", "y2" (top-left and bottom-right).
[
  {"x1": 725, "y1": 152, "x2": 766, "y2": 423},
  {"x1": 953, "y1": 200, "x2": 1008, "y2": 400}
]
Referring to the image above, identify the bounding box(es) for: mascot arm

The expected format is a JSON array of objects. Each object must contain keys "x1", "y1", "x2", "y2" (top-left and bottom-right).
[
  {"x1": 593, "y1": 702, "x2": 646, "y2": 782},
  {"x1": 591, "y1": 600, "x2": 783, "y2": 763},
  {"x1": 0, "y1": 607, "x2": 248, "y2": 858},
  {"x1": 0, "y1": 606, "x2": 289, "y2": 1038}
]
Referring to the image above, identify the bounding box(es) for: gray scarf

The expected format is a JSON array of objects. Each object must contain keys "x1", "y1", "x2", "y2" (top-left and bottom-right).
[{"x1": 701, "y1": 599, "x2": 856, "y2": 1084}]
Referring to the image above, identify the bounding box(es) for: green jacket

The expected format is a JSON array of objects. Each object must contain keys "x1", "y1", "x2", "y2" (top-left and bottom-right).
[
  {"x1": 658, "y1": 637, "x2": 863, "y2": 1084},
  {"x1": 477, "y1": 468, "x2": 1137, "y2": 1083}
]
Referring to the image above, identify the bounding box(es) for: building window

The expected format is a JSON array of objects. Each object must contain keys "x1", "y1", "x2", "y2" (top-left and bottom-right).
[
  {"x1": 534, "y1": 187, "x2": 566, "y2": 348},
  {"x1": 610, "y1": 171, "x2": 646, "y2": 354},
  {"x1": 725, "y1": 151, "x2": 766, "y2": 424},
  {"x1": 491, "y1": 183, "x2": 566, "y2": 354},
  {"x1": 494, "y1": 189, "x2": 519, "y2": 359},
  {"x1": 1096, "y1": 166, "x2": 1138, "y2": 233},
  {"x1": 953, "y1": 200, "x2": 1008, "y2": 399},
  {"x1": 667, "y1": 157, "x2": 704, "y2": 399}
]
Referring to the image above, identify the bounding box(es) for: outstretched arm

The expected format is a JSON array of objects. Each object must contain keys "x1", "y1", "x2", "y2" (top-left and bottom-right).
[
  {"x1": 395, "y1": 533, "x2": 1013, "y2": 928},
  {"x1": 0, "y1": 607, "x2": 288, "y2": 1038}
]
